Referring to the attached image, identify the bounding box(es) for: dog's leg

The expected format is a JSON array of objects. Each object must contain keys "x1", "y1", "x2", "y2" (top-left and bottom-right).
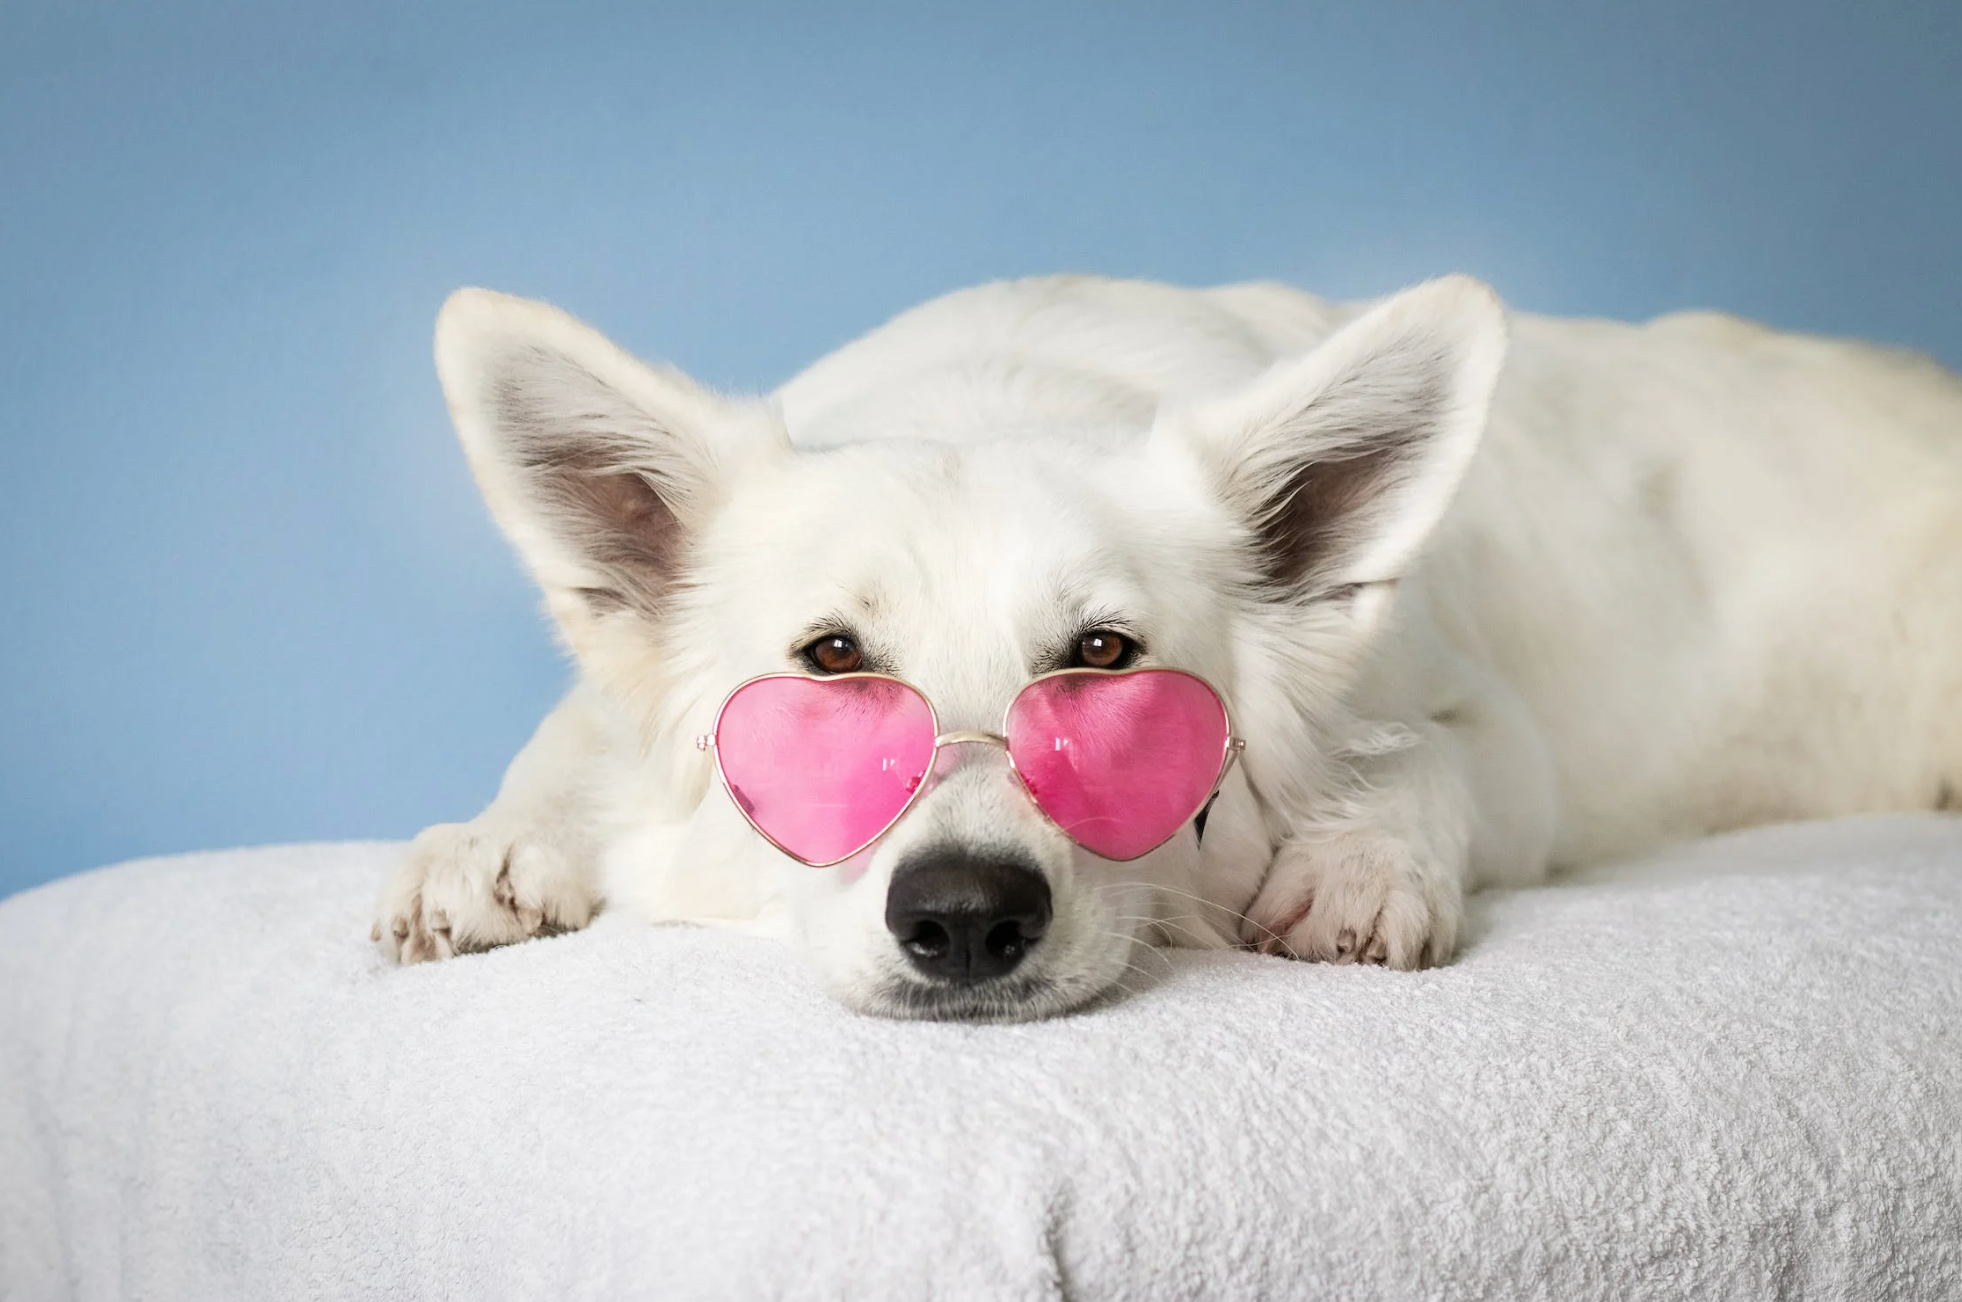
[
  {"x1": 1242, "y1": 726, "x2": 1473, "y2": 968},
  {"x1": 1243, "y1": 679, "x2": 1555, "y2": 968},
  {"x1": 375, "y1": 686, "x2": 607, "y2": 963}
]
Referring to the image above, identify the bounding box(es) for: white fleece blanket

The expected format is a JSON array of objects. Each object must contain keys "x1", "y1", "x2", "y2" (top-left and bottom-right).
[{"x1": 3, "y1": 816, "x2": 1959, "y2": 1301}]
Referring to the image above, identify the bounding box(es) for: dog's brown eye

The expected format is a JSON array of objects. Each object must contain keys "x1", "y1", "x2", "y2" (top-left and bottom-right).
[
  {"x1": 1075, "y1": 630, "x2": 1132, "y2": 670},
  {"x1": 805, "y1": 634, "x2": 863, "y2": 675}
]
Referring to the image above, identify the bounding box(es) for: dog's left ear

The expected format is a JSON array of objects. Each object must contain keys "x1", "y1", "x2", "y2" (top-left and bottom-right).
[
  {"x1": 1154, "y1": 275, "x2": 1507, "y2": 599},
  {"x1": 433, "y1": 288, "x2": 791, "y2": 654}
]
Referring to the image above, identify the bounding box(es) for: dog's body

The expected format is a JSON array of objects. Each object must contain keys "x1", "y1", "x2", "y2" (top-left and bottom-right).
[{"x1": 378, "y1": 275, "x2": 1962, "y2": 1019}]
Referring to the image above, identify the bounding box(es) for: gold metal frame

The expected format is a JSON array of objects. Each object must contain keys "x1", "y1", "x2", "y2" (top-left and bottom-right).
[{"x1": 695, "y1": 666, "x2": 1247, "y2": 868}]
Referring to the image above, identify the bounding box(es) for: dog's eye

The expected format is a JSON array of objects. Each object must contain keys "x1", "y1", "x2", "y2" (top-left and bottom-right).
[
  {"x1": 804, "y1": 634, "x2": 864, "y2": 675},
  {"x1": 1074, "y1": 630, "x2": 1134, "y2": 670}
]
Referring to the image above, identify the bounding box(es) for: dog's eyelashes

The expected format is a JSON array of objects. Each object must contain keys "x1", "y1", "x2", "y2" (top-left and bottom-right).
[
  {"x1": 1073, "y1": 630, "x2": 1135, "y2": 670},
  {"x1": 803, "y1": 634, "x2": 864, "y2": 675}
]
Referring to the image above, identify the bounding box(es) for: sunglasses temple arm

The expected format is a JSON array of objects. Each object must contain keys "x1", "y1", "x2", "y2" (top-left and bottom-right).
[{"x1": 1217, "y1": 737, "x2": 1247, "y2": 793}]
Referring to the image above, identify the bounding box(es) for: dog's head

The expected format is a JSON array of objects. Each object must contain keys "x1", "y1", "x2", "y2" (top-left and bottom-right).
[{"x1": 432, "y1": 278, "x2": 1505, "y2": 1019}]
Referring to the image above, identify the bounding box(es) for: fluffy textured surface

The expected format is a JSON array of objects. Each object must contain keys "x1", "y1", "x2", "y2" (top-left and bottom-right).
[{"x1": 4, "y1": 817, "x2": 1960, "y2": 1300}]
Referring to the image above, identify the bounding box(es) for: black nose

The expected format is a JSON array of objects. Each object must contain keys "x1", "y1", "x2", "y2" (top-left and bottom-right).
[{"x1": 885, "y1": 849, "x2": 1053, "y2": 982}]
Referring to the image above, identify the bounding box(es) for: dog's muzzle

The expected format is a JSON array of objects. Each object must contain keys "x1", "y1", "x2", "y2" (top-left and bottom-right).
[{"x1": 884, "y1": 849, "x2": 1052, "y2": 982}]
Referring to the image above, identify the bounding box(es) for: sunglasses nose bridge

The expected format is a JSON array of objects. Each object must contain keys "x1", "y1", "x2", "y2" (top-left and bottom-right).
[
  {"x1": 923, "y1": 731, "x2": 1015, "y2": 786},
  {"x1": 933, "y1": 729, "x2": 1009, "y2": 751}
]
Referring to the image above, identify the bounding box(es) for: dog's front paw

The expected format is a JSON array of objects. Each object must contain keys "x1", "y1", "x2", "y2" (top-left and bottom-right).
[
  {"x1": 1243, "y1": 829, "x2": 1461, "y2": 969},
  {"x1": 374, "y1": 820, "x2": 596, "y2": 963}
]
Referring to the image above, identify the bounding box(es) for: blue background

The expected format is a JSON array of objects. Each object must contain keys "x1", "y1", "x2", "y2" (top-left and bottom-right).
[{"x1": 4, "y1": 1, "x2": 1959, "y2": 898}]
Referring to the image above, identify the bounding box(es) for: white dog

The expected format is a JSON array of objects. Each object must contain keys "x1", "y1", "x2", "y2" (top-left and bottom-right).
[{"x1": 375, "y1": 274, "x2": 1962, "y2": 1020}]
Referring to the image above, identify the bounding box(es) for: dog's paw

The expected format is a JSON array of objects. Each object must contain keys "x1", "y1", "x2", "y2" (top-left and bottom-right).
[
  {"x1": 1242, "y1": 829, "x2": 1461, "y2": 969},
  {"x1": 374, "y1": 820, "x2": 596, "y2": 963}
]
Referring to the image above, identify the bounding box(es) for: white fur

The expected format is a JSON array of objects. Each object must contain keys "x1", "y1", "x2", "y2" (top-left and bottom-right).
[{"x1": 377, "y1": 274, "x2": 1962, "y2": 1019}]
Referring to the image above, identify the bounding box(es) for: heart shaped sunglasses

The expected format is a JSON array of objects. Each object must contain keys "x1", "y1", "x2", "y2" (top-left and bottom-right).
[{"x1": 695, "y1": 667, "x2": 1246, "y2": 867}]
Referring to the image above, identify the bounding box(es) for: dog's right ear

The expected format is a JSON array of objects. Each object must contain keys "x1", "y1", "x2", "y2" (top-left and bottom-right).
[
  {"x1": 434, "y1": 289, "x2": 789, "y2": 647},
  {"x1": 1150, "y1": 274, "x2": 1507, "y2": 608}
]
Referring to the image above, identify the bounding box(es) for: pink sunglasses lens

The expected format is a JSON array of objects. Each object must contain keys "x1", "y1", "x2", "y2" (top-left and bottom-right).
[
  {"x1": 713, "y1": 676, "x2": 937, "y2": 865},
  {"x1": 1005, "y1": 669, "x2": 1230, "y2": 860}
]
